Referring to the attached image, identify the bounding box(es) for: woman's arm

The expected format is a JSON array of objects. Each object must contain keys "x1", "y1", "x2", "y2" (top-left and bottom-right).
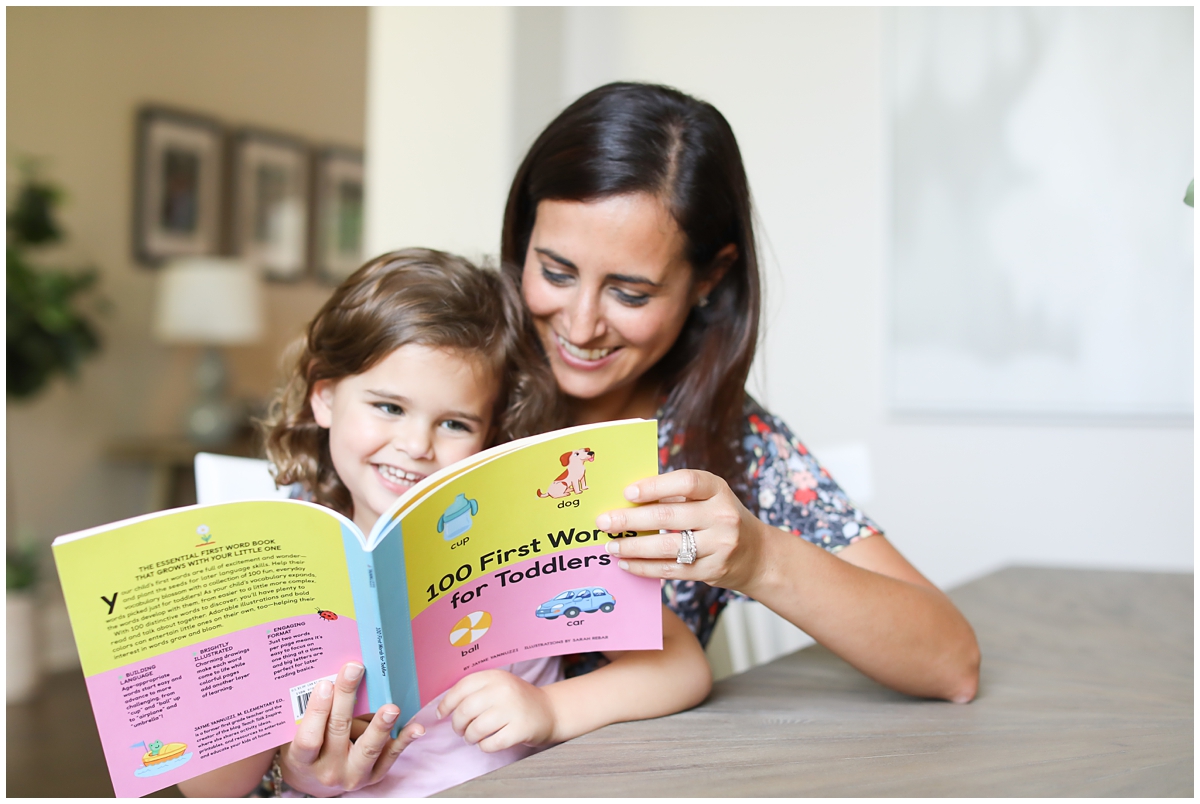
[
  {"x1": 745, "y1": 525, "x2": 979, "y2": 702},
  {"x1": 599, "y1": 470, "x2": 980, "y2": 703},
  {"x1": 438, "y1": 605, "x2": 711, "y2": 750}
]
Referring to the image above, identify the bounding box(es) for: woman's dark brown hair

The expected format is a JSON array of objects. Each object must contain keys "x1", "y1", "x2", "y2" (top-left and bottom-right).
[
  {"x1": 501, "y1": 82, "x2": 761, "y2": 490},
  {"x1": 262, "y1": 248, "x2": 562, "y2": 516}
]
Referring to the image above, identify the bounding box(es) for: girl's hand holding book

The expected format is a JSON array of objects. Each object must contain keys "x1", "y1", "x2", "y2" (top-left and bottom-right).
[
  {"x1": 280, "y1": 661, "x2": 425, "y2": 795},
  {"x1": 438, "y1": 669, "x2": 557, "y2": 752}
]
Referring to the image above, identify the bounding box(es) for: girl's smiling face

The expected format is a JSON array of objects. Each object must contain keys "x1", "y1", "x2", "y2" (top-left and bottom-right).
[
  {"x1": 521, "y1": 193, "x2": 725, "y2": 419},
  {"x1": 310, "y1": 344, "x2": 497, "y2": 534}
]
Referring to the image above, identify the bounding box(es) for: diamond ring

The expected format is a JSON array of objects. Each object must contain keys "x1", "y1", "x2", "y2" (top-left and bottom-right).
[{"x1": 676, "y1": 529, "x2": 697, "y2": 565}]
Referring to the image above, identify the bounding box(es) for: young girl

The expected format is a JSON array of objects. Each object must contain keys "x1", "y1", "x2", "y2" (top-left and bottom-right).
[{"x1": 178, "y1": 249, "x2": 712, "y2": 798}]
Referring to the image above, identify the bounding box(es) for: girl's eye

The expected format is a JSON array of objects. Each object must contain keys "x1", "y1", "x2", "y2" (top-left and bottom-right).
[
  {"x1": 611, "y1": 288, "x2": 651, "y2": 307},
  {"x1": 540, "y1": 265, "x2": 573, "y2": 286},
  {"x1": 375, "y1": 402, "x2": 403, "y2": 415},
  {"x1": 441, "y1": 420, "x2": 473, "y2": 434}
]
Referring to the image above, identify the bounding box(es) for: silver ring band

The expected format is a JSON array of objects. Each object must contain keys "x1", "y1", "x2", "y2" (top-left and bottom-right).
[{"x1": 676, "y1": 529, "x2": 697, "y2": 564}]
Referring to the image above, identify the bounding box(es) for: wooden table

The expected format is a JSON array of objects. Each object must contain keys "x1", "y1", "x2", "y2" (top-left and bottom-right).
[{"x1": 441, "y1": 567, "x2": 1193, "y2": 797}]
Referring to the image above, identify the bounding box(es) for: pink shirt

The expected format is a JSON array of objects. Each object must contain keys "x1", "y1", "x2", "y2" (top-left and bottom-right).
[{"x1": 327, "y1": 657, "x2": 562, "y2": 798}]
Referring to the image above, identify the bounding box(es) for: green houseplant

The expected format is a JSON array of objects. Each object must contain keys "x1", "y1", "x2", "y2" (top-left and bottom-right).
[{"x1": 7, "y1": 166, "x2": 104, "y2": 400}]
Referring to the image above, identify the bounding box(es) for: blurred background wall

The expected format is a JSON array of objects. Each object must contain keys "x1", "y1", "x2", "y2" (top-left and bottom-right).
[
  {"x1": 7, "y1": 7, "x2": 1192, "y2": 674},
  {"x1": 365, "y1": 7, "x2": 1193, "y2": 597},
  {"x1": 7, "y1": 7, "x2": 368, "y2": 669}
]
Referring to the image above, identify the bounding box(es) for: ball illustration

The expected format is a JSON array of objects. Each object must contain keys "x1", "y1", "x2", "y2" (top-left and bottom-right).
[{"x1": 449, "y1": 611, "x2": 491, "y2": 647}]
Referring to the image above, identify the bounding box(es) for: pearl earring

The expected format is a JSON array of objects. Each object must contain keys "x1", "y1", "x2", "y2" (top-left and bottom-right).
[{"x1": 696, "y1": 295, "x2": 710, "y2": 309}]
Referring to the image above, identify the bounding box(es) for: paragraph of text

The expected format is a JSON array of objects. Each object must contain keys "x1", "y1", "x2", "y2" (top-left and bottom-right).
[
  {"x1": 105, "y1": 544, "x2": 318, "y2": 660},
  {"x1": 193, "y1": 700, "x2": 288, "y2": 760},
  {"x1": 120, "y1": 663, "x2": 183, "y2": 728}
]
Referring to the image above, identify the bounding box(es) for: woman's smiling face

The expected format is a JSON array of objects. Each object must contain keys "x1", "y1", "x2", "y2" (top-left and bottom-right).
[{"x1": 522, "y1": 193, "x2": 713, "y2": 415}]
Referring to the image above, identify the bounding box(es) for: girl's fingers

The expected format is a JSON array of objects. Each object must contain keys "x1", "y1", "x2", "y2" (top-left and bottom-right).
[
  {"x1": 437, "y1": 672, "x2": 489, "y2": 719},
  {"x1": 477, "y1": 724, "x2": 521, "y2": 754},
  {"x1": 367, "y1": 721, "x2": 425, "y2": 786},
  {"x1": 462, "y1": 708, "x2": 508, "y2": 747},
  {"x1": 447, "y1": 690, "x2": 492, "y2": 737},
  {"x1": 323, "y1": 663, "x2": 366, "y2": 756},
  {"x1": 349, "y1": 714, "x2": 372, "y2": 741},
  {"x1": 289, "y1": 679, "x2": 334, "y2": 766},
  {"x1": 344, "y1": 705, "x2": 402, "y2": 787}
]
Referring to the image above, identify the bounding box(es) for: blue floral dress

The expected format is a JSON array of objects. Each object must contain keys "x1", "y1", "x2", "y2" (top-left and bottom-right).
[{"x1": 562, "y1": 396, "x2": 882, "y2": 678}]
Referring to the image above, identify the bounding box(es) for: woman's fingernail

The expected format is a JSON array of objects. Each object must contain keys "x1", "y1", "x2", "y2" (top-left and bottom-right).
[
  {"x1": 345, "y1": 663, "x2": 364, "y2": 681},
  {"x1": 624, "y1": 485, "x2": 640, "y2": 501},
  {"x1": 618, "y1": 560, "x2": 630, "y2": 571},
  {"x1": 596, "y1": 513, "x2": 611, "y2": 530},
  {"x1": 605, "y1": 541, "x2": 620, "y2": 555},
  {"x1": 381, "y1": 709, "x2": 399, "y2": 725},
  {"x1": 316, "y1": 680, "x2": 333, "y2": 699},
  {"x1": 412, "y1": 725, "x2": 425, "y2": 738}
]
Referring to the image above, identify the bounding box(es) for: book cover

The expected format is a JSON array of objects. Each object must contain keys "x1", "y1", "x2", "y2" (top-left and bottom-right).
[{"x1": 52, "y1": 419, "x2": 660, "y2": 796}]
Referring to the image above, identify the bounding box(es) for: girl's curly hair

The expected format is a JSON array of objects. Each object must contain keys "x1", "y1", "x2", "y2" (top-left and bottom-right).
[{"x1": 260, "y1": 248, "x2": 563, "y2": 517}]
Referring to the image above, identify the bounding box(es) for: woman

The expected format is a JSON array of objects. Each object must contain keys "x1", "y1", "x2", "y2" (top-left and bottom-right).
[
  {"x1": 215, "y1": 81, "x2": 976, "y2": 799},
  {"x1": 502, "y1": 81, "x2": 980, "y2": 702}
]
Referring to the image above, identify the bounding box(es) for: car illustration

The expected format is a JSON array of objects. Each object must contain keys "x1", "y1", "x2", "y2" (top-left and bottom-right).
[{"x1": 535, "y1": 587, "x2": 616, "y2": 619}]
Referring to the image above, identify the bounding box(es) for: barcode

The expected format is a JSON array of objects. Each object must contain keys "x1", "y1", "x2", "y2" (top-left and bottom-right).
[
  {"x1": 289, "y1": 674, "x2": 338, "y2": 721},
  {"x1": 294, "y1": 690, "x2": 312, "y2": 717}
]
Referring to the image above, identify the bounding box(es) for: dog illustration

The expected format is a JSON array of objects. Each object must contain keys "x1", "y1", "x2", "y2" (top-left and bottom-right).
[{"x1": 536, "y1": 448, "x2": 595, "y2": 499}]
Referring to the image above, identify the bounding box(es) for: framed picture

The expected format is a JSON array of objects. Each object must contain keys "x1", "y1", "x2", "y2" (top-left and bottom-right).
[
  {"x1": 231, "y1": 129, "x2": 310, "y2": 281},
  {"x1": 133, "y1": 107, "x2": 224, "y2": 265},
  {"x1": 313, "y1": 148, "x2": 365, "y2": 284}
]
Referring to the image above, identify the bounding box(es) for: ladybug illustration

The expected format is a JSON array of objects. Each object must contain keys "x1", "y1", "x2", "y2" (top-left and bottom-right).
[{"x1": 317, "y1": 609, "x2": 338, "y2": 621}]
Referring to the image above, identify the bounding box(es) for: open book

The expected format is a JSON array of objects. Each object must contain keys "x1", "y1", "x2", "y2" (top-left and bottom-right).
[{"x1": 52, "y1": 419, "x2": 661, "y2": 797}]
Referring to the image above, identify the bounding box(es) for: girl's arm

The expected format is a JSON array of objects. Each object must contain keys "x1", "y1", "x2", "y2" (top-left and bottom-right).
[
  {"x1": 438, "y1": 604, "x2": 711, "y2": 750},
  {"x1": 599, "y1": 470, "x2": 981, "y2": 703}
]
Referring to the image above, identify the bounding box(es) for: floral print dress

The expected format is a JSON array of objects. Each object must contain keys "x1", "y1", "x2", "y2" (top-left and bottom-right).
[{"x1": 562, "y1": 396, "x2": 882, "y2": 678}]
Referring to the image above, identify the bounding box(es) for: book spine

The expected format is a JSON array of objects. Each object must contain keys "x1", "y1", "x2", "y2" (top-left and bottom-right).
[
  {"x1": 340, "y1": 526, "x2": 392, "y2": 716},
  {"x1": 370, "y1": 525, "x2": 421, "y2": 724}
]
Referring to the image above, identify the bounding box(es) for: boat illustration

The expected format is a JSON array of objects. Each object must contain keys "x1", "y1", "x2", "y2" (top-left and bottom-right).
[{"x1": 141, "y1": 742, "x2": 187, "y2": 766}]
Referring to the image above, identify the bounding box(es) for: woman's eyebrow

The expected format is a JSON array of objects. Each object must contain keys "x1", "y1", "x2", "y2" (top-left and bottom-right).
[
  {"x1": 534, "y1": 247, "x2": 577, "y2": 269},
  {"x1": 606, "y1": 272, "x2": 663, "y2": 288},
  {"x1": 534, "y1": 248, "x2": 663, "y2": 288}
]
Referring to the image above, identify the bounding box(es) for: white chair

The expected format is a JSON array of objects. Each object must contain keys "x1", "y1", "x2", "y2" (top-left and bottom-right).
[{"x1": 194, "y1": 452, "x2": 295, "y2": 505}]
